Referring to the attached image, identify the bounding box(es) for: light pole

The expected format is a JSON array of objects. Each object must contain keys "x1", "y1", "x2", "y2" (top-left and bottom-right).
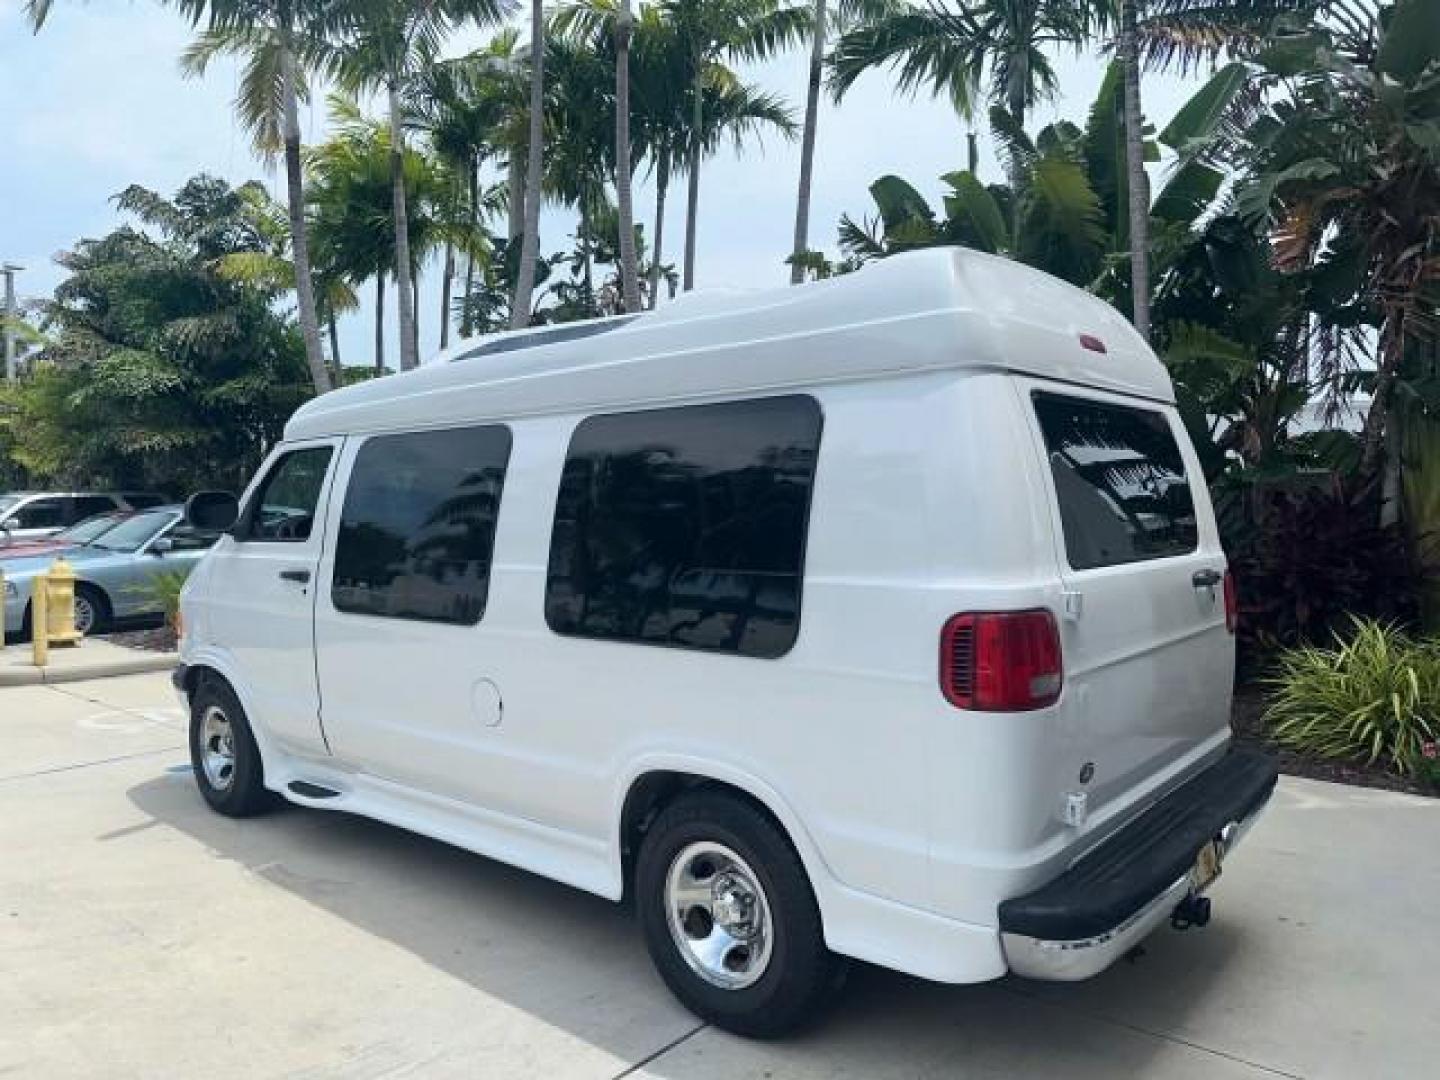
[{"x1": 2, "y1": 263, "x2": 21, "y2": 382}]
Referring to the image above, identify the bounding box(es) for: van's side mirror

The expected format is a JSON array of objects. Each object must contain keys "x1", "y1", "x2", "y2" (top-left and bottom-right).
[
  {"x1": 149, "y1": 537, "x2": 174, "y2": 556},
  {"x1": 0, "y1": 517, "x2": 13, "y2": 538},
  {"x1": 185, "y1": 491, "x2": 239, "y2": 533}
]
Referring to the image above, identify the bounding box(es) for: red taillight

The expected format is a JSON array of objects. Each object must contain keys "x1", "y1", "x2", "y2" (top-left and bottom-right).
[
  {"x1": 1223, "y1": 570, "x2": 1237, "y2": 634},
  {"x1": 940, "y1": 610, "x2": 1063, "y2": 711}
]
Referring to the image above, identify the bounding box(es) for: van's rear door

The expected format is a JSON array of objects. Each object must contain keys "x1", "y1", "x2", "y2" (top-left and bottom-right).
[{"x1": 1021, "y1": 381, "x2": 1234, "y2": 823}]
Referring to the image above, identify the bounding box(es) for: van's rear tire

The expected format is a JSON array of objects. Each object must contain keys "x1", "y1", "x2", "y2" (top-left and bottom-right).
[
  {"x1": 635, "y1": 789, "x2": 846, "y2": 1037},
  {"x1": 188, "y1": 677, "x2": 272, "y2": 818}
]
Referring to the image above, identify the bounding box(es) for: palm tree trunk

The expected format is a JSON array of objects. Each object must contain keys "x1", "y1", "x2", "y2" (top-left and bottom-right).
[
  {"x1": 615, "y1": 0, "x2": 641, "y2": 312},
  {"x1": 790, "y1": 0, "x2": 827, "y2": 285},
  {"x1": 683, "y1": 59, "x2": 704, "y2": 291},
  {"x1": 412, "y1": 270, "x2": 421, "y2": 360},
  {"x1": 1119, "y1": 0, "x2": 1151, "y2": 342},
  {"x1": 511, "y1": 0, "x2": 546, "y2": 330},
  {"x1": 279, "y1": 36, "x2": 331, "y2": 395},
  {"x1": 650, "y1": 150, "x2": 669, "y2": 310},
  {"x1": 461, "y1": 162, "x2": 480, "y2": 338},
  {"x1": 1007, "y1": 87, "x2": 1027, "y2": 236},
  {"x1": 581, "y1": 194, "x2": 594, "y2": 305},
  {"x1": 507, "y1": 152, "x2": 525, "y2": 246},
  {"x1": 440, "y1": 241, "x2": 454, "y2": 351},
  {"x1": 388, "y1": 82, "x2": 419, "y2": 371},
  {"x1": 327, "y1": 310, "x2": 342, "y2": 380},
  {"x1": 374, "y1": 271, "x2": 385, "y2": 375}
]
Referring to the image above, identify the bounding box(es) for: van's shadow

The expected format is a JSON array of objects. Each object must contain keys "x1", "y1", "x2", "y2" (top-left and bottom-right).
[{"x1": 128, "y1": 771, "x2": 1249, "y2": 1077}]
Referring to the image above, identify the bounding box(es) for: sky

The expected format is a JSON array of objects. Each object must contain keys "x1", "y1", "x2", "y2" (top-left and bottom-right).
[{"x1": 0, "y1": 1, "x2": 1210, "y2": 369}]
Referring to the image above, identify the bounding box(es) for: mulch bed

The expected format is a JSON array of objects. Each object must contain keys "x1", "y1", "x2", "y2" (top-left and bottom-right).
[
  {"x1": 1231, "y1": 684, "x2": 1435, "y2": 797},
  {"x1": 102, "y1": 626, "x2": 177, "y2": 653}
]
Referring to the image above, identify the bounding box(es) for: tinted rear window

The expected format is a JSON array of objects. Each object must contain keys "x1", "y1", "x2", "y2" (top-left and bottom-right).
[
  {"x1": 1033, "y1": 392, "x2": 1197, "y2": 570},
  {"x1": 545, "y1": 395, "x2": 822, "y2": 658}
]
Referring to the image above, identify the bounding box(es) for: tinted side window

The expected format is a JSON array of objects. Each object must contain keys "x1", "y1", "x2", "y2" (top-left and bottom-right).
[
  {"x1": 332, "y1": 426, "x2": 512, "y2": 625},
  {"x1": 72, "y1": 496, "x2": 118, "y2": 521},
  {"x1": 242, "y1": 447, "x2": 333, "y2": 542},
  {"x1": 1033, "y1": 392, "x2": 1198, "y2": 570},
  {"x1": 546, "y1": 396, "x2": 822, "y2": 658},
  {"x1": 14, "y1": 498, "x2": 65, "y2": 529}
]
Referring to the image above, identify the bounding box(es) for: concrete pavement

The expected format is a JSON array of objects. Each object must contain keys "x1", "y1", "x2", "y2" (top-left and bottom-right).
[
  {"x1": 2, "y1": 672, "x2": 1436, "y2": 1079},
  {"x1": 0, "y1": 638, "x2": 175, "y2": 687}
]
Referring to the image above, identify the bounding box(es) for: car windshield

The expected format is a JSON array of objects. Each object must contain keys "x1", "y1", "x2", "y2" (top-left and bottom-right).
[
  {"x1": 0, "y1": 495, "x2": 21, "y2": 513},
  {"x1": 90, "y1": 510, "x2": 176, "y2": 553},
  {"x1": 56, "y1": 514, "x2": 128, "y2": 546}
]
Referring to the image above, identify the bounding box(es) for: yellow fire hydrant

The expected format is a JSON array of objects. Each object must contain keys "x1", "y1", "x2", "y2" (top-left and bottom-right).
[
  {"x1": 45, "y1": 557, "x2": 83, "y2": 647},
  {"x1": 31, "y1": 557, "x2": 83, "y2": 666}
]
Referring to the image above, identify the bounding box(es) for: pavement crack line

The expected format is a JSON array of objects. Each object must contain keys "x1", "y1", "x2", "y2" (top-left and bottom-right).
[
  {"x1": 998, "y1": 982, "x2": 1306, "y2": 1079},
  {"x1": 0, "y1": 746, "x2": 185, "y2": 785},
  {"x1": 43, "y1": 681, "x2": 176, "y2": 723},
  {"x1": 610, "y1": 1022, "x2": 709, "y2": 1079}
]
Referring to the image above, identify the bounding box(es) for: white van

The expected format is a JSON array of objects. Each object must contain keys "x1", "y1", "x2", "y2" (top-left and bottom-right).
[{"x1": 174, "y1": 247, "x2": 1276, "y2": 1036}]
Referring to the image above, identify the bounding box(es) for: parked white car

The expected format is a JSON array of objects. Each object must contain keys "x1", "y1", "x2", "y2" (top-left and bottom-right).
[
  {"x1": 174, "y1": 247, "x2": 1276, "y2": 1036},
  {"x1": 0, "y1": 490, "x2": 165, "y2": 543}
]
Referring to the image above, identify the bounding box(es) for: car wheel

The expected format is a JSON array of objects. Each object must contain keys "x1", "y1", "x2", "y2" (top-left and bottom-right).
[
  {"x1": 636, "y1": 789, "x2": 847, "y2": 1038},
  {"x1": 188, "y1": 677, "x2": 272, "y2": 818},
  {"x1": 73, "y1": 584, "x2": 110, "y2": 636}
]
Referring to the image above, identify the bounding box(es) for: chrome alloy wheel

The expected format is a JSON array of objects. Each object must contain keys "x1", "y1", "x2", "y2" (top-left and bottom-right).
[
  {"x1": 72, "y1": 594, "x2": 95, "y2": 635},
  {"x1": 199, "y1": 705, "x2": 236, "y2": 791},
  {"x1": 665, "y1": 841, "x2": 774, "y2": 989}
]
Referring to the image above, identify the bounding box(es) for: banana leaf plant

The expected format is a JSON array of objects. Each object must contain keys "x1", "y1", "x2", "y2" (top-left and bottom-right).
[{"x1": 836, "y1": 59, "x2": 1235, "y2": 295}]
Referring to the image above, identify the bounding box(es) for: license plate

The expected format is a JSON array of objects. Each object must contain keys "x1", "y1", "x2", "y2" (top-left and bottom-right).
[{"x1": 1190, "y1": 839, "x2": 1223, "y2": 891}]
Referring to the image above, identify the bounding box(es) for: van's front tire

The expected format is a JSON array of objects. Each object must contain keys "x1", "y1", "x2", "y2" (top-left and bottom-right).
[
  {"x1": 636, "y1": 789, "x2": 846, "y2": 1037},
  {"x1": 188, "y1": 678, "x2": 271, "y2": 818}
]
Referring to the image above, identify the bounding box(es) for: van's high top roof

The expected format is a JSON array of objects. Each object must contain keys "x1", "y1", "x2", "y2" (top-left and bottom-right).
[{"x1": 286, "y1": 247, "x2": 1173, "y2": 441}]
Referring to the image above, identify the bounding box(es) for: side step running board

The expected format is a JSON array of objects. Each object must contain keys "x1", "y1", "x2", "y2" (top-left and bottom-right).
[{"x1": 288, "y1": 780, "x2": 342, "y2": 800}]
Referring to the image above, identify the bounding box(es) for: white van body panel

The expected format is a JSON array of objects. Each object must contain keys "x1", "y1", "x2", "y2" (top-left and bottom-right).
[{"x1": 180, "y1": 247, "x2": 1234, "y2": 986}]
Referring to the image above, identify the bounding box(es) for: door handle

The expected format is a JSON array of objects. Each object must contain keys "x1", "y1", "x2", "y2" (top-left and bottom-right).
[
  {"x1": 279, "y1": 569, "x2": 311, "y2": 584},
  {"x1": 1191, "y1": 569, "x2": 1222, "y2": 589}
]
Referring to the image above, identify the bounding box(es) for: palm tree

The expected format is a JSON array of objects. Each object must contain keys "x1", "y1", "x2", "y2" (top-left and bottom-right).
[
  {"x1": 829, "y1": 0, "x2": 1097, "y2": 219},
  {"x1": 1119, "y1": 0, "x2": 1332, "y2": 341},
  {"x1": 1117, "y1": 0, "x2": 1150, "y2": 339},
  {"x1": 408, "y1": 49, "x2": 518, "y2": 345},
  {"x1": 336, "y1": 0, "x2": 511, "y2": 368},
  {"x1": 544, "y1": 30, "x2": 617, "y2": 307},
  {"x1": 307, "y1": 96, "x2": 486, "y2": 372},
  {"x1": 28, "y1": 0, "x2": 344, "y2": 394},
  {"x1": 1224, "y1": 0, "x2": 1440, "y2": 476},
  {"x1": 511, "y1": 0, "x2": 547, "y2": 328},
  {"x1": 661, "y1": 0, "x2": 810, "y2": 291},
  {"x1": 788, "y1": 0, "x2": 897, "y2": 283},
  {"x1": 615, "y1": 0, "x2": 642, "y2": 311},
  {"x1": 180, "y1": 2, "x2": 351, "y2": 394},
  {"x1": 556, "y1": 1, "x2": 677, "y2": 308}
]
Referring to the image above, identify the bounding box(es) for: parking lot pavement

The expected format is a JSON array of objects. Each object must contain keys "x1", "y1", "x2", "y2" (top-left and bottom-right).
[{"x1": 2, "y1": 674, "x2": 1437, "y2": 1080}]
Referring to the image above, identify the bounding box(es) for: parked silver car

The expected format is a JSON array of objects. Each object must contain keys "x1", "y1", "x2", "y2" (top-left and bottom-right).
[
  {"x1": 2, "y1": 506, "x2": 219, "y2": 637},
  {"x1": 0, "y1": 491, "x2": 167, "y2": 543}
]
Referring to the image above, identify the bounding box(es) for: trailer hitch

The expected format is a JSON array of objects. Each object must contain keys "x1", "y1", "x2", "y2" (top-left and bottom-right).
[{"x1": 1170, "y1": 893, "x2": 1212, "y2": 931}]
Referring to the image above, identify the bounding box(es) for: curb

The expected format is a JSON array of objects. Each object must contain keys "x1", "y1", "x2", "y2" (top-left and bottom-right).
[{"x1": 0, "y1": 652, "x2": 177, "y2": 688}]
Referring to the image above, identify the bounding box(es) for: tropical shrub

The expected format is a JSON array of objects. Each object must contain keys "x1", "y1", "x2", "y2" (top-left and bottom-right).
[
  {"x1": 12, "y1": 175, "x2": 311, "y2": 492},
  {"x1": 132, "y1": 569, "x2": 192, "y2": 632},
  {"x1": 1266, "y1": 619, "x2": 1440, "y2": 775},
  {"x1": 1224, "y1": 479, "x2": 1419, "y2": 669}
]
